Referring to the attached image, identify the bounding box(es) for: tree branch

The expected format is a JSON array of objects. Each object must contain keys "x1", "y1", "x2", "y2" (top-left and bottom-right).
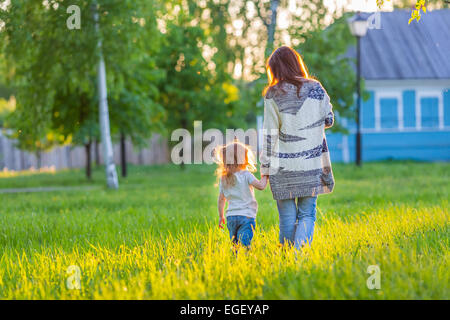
[{"x1": 251, "y1": 0, "x2": 269, "y2": 28}]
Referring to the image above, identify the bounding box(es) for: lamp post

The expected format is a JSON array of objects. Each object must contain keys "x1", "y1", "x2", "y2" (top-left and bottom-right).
[{"x1": 347, "y1": 13, "x2": 368, "y2": 166}]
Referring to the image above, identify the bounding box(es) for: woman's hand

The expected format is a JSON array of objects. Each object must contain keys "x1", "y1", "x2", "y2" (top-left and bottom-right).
[{"x1": 219, "y1": 216, "x2": 226, "y2": 229}]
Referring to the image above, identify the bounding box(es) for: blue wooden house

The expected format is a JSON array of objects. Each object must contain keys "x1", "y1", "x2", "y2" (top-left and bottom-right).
[{"x1": 327, "y1": 9, "x2": 450, "y2": 163}]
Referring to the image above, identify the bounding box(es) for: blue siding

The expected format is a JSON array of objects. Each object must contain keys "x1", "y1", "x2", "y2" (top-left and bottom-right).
[
  {"x1": 326, "y1": 133, "x2": 344, "y2": 163},
  {"x1": 345, "y1": 117, "x2": 356, "y2": 130},
  {"x1": 323, "y1": 87, "x2": 450, "y2": 163},
  {"x1": 380, "y1": 98, "x2": 398, "y2": 128},
  {"x1": 361, "y1": 132, "x2": 450, "y2": 161},
  {"x1": 327, "y1": 131, "x2": 450, "y2": 162},
  {"x1": 362, "y1": 91, "x2": 375, "y2": 129},
  {"x1": 421, "y1": 97, "x2": 439, "y2": 128},
  {"x1": 402, "y1": 90, "x2": 416, "y2": 128},
  {"x1": 444, "y1": 89, "x2": 450, "y2": 127}
]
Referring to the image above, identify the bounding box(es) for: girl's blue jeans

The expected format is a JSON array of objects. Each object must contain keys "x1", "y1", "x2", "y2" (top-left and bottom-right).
[
  {"x1": 276, "y1": 196, "x2": 318, "y2": 249},
  {"x1": 226, "y1": 215, "x2": 256, "y2": 247}
]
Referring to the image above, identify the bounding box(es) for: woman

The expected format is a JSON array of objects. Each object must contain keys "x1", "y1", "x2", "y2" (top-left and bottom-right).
[{"x1": 260, "y1": 46, "x2": 335, "y2": 249}]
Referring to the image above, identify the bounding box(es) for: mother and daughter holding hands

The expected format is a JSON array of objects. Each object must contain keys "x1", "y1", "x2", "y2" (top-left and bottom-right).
[{"x1": 216, "y1": 46, "x2": 335, "y2": 250}]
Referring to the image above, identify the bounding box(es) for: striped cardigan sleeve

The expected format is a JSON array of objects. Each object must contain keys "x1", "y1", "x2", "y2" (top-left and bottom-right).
[
  {"x1": 260, "y1": 98, "x2": 280, "y2": 176},
  {"x1": 321, "y1": 86, "x2": 334, "y2": 129}
]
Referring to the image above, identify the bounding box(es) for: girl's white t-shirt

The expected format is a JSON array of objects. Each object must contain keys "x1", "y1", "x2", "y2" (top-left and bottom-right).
[{"x1": 219, "y1": 170, "x2": 258, "y2": 219}]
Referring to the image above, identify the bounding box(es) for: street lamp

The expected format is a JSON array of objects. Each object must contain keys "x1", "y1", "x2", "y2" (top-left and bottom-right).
[{"x1": 347, "y1": 12, "x2": 368, "y2": 166}]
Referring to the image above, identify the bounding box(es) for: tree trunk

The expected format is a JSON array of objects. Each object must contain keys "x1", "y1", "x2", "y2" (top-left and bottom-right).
[
  {"x1": 85, "y1": 139, "x2": 92, "y2": 180},
  {"x1": 94, "y1": 4, "x2": 119, "y2": 189},
  {"x1": 36, "y1": 151, "x2": 41, "y2": 169},
  {"x1": 120, "y1": 131, "x2": 127, "y2": 177},
  {"x1": 0, "y1": 135, "x2": 4, "y2": 170},
  {"x1": 67, "y1": 147, "x2": 72, "y2": 168},
  {"x1": 180, "y1": 118, "x2": 187, "y2": 170},
  {"x1": 95, "y1": 139, "x2": 100, "y2": 166},
  {"x1": 20, "y1": 150, "x2": 25, "y2": 170},
  {"x1": 138, "y1": 149, "x2": 144, "y2": 165}
]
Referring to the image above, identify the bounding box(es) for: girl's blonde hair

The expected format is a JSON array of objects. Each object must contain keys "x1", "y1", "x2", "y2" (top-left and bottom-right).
[{"x1": 215, "y1": 140, "x2": 256, "y2": 188}]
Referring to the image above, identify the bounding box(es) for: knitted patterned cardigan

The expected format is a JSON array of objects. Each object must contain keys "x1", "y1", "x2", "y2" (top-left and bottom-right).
[{"x1": 260, "y1": 80, "x2": 335, "y2": 200}]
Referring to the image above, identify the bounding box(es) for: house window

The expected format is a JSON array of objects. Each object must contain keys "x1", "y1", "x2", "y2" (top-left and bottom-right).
[
  {"x1": 380, "y1": 98, "x2": 398, "y2": 129},
  {"x1": 420, "y1": 97, "x2": 439, "y2": 128}
]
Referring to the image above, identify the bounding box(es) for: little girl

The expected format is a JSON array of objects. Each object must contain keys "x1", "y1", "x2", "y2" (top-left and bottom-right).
[{"x1": 216, "y1": 141, "x2": 268, "y2": 247}]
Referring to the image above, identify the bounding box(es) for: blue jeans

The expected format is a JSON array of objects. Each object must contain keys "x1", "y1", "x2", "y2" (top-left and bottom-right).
[
  {"x1": 277, "y1": 196, "x2": 317, "y2": 249},
  {"x1": 226, "y1": 216, "x2": 256, "y2": 247}
]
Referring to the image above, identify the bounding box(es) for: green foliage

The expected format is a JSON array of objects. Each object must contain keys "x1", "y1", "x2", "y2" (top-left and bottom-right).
[
  {"x1": 230, "y1": 0, "x2": 359, "y2": 131},
  {"x1": 300, "y1": 15, "x2": 357, "y2": 132},
  {"x1": 155, "y1": 2, "x2": 239, "y2": 135},
  {"x1": 0, "y1": 0, "x2": 414, "y2": 154},
  {"x1": 0, "y1": 162, "x2": 448, "y2": 298},
  {"x1": 0, "y1": 0, "x2": 163, "y2": 152},
  {"x1": 409, "y1": 0, "x2": 427, "y2": 24},
  {"x1": 98, "y1": 0, "x2": 166, "y2": 146},
  {"x1": 0, "y1": 54, "x2": 13, "y2": 101},
  {"x1": 109, "y1": 59, "x2": 165, "y2": 147},
  {"x1": 0, "y1": 96, "x2": 14, "y2": 127}
]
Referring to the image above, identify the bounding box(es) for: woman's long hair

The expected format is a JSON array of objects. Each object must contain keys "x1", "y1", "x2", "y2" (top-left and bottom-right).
[
  {"x1": 215, "y1": 140, "x2": 256, "y2": 188},
  {"x1": 262, "y1": 46, "x2": 310, "y2": 98}
]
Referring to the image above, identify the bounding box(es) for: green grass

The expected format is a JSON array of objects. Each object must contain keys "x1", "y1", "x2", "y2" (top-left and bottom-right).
[{"x1": 0, "y1": 162, "x2": 448, "y2": 299}]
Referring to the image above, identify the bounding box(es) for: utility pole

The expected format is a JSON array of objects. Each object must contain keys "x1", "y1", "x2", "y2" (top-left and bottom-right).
[{"x1": 356, "y1": 35, "x2": 362, "y2": 166}]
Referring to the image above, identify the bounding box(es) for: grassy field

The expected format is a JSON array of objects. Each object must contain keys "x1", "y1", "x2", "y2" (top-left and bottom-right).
[{"x1": 0, "y1": 162, "x2": 448, "y2": 299}]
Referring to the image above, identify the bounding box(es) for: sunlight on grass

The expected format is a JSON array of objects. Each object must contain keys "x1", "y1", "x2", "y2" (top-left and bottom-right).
[
  {"x1": 0, "y1": 162, "x2": 448, "y2": 299},
  {"x1": 0, "y1": 166, "x2": 57, "y2": 178},
  {"x1": 0, "y1": 204, "x2": 447, "y2": 299}
]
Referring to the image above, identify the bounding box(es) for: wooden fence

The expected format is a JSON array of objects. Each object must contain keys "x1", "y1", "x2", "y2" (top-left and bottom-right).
[{"x1": 0, "y1": 130, "x2": 170, "y2": 171}]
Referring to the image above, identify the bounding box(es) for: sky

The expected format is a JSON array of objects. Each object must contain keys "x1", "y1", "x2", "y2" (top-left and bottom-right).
[
  {"x1": 278, "y1": 0, "x2": 394, "y2": 29},
  {"x1": 333, "y1": 0, "x2": 394, "y2": 11}
]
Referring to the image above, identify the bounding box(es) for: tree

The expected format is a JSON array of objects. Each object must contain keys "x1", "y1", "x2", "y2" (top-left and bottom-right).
[
  {"x1": 0, "y1": 96, "x2": 14, "y2": 128},
  {"x1": 6, "y1": 111, "x2": 65, "y2": 169},
  {"x1": 156, "y1": 23, "x2": 218, "y2": 166},
  {"x1": 51, "y1": 84, "x2": 98, "y2": 179},
  {"x1": 0, "y1": 54, "x2": 14, "y2": 127},
  {"x1": 156, "y1": 0, "x2": 246, "y2": 168},
  {"x1": 299, "y1": 15, "x2": 357, "y2": 132},
  {"x1": 0, "y1": 0, "x2": 162, "y2": 185},
  {"x1": 228, "y1": 0, "x2": 356, "y2": 132},
  {"x1": 251, "y1": 0, "x2": 280, "y2": 57},
  {"x1": 108, "y1": 20, "x2": 165, "y2": 177},
  {"x1": 109, "y1": 63, "x2": 165, "y2": 177},
  {"x1": 93, "y1": 3, "x2": 118, "y2": 188}
]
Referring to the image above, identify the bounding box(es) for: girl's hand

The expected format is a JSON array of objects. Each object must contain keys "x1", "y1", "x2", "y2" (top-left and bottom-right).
[
  {"x1": 251, "y1": 175, "x2": 268, "y2": 190},
  {"x1": 219, "y1": 216, "x2": 226, "y2": 229}
]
